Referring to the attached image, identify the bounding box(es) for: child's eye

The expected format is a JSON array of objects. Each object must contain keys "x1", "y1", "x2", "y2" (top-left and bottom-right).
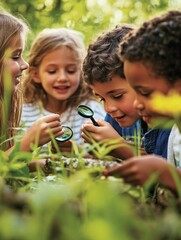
[
  {"x1": 48, "y1": 70, "x2": 56, "y2": 74},
  {"x1": 112, "y1": 94, "x2": 123, "y2": 99},
  {"x1": 67, "y1": 69, "x2": 76, "y2": 74},
  {"x1": 12, "y1": 50, "x2": 21, "y2": 60},
  {"x1": 142, "y1": 92, "x2": 151, "y2": 97},
  {"x1": 136, "y1": 88, "x2": 152, "y2": 97},
  {"x1": 12, "y1": 55, "x2": 20, "y2": 60},
  {"x1": 139, "y1": 91, "x2": 151, "y2": 97}
]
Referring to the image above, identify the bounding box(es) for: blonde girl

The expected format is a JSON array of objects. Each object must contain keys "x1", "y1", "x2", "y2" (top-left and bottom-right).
[
  {"x1": 0, "y1": 10, "x2": 63, "y2": 156},
  {"x1": 21, "y1": 28, "x2": 105, "y2": 146},
  {"x1": 0, "y1": 9, "x2": 29, "y2": 150}
]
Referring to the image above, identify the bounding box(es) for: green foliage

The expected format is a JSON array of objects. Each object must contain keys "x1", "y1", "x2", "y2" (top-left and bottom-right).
[
  {"x1": 0, "y1": 137, "x2": 181, "y2": 239},
  {"x1": 1, "y1": 0, "x2": 180, "y2": 46},
  {"x1": 0, "y1": 167, "x2": 180, "y2": 240}
]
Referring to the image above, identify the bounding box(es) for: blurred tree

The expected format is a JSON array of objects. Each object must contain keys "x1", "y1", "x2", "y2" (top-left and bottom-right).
[{"x1": 0, "y1": 0, "x2": 180, "y2": 46}]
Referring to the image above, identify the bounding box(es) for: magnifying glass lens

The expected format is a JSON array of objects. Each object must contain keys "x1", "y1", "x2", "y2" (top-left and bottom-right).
[
  {"x1": 77, "y1": 105, "x2": 99, "y2": 126},
  {"x1": 56, "y1": 126, "x2": 73, "y2": 142},
  {"x1": 77, "y1": 105, "x2": 93, "y2": 117}
]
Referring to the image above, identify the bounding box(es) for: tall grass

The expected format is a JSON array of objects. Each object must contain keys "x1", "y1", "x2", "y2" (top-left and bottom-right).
[{"x1": 1, "y1": 71, "x2": 181, "y2": 239}]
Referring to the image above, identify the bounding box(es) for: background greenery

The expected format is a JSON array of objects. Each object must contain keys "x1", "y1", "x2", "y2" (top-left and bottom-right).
[{"x1": 0, "y1": 0, "x2": 181, "y2": 46}]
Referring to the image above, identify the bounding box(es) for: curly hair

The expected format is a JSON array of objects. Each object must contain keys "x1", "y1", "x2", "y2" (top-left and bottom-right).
[
  {"x1": 119, "y1": 10, "x2": 181, "y2": 84},
  {"x1": 82, "y1": 23, "x2": 135, "y2": 85},
  {"x1": 22, "y1": 28, "x2": 95, "y2": 109}
]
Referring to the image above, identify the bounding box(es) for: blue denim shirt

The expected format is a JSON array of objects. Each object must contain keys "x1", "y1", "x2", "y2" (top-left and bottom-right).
[
  {"x1": 143, "y1": 128, "x2": 171, "y2": 159},
  {"x1": 105, "y1": 113, "x2": 145, "y2": 142},
  {"x1": 105, "y1": 113, "x2": 171, "y2": 159}
]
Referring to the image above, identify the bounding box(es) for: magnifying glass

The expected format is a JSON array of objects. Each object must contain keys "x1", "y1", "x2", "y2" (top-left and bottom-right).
[
  {"x1": 77, "y1": 105, "x2": 99, "y2": 126},
  {"x1": 55, "y1": 126, "x2": 73, "y2": 142}
]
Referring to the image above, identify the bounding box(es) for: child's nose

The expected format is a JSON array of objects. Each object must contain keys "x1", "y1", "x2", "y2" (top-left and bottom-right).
[
  {"x1": 133, "y1": 98, "x2": 144, "y2": 110},
  {"x1": 58, "y1": 70, "x2": 67, "y2": 80},
  {"x1": 21, "y1": 58, "x2": 29, "y2": 70},
  {"x1": 104, "y1": 101, "x2": 117, "y2": 114}
]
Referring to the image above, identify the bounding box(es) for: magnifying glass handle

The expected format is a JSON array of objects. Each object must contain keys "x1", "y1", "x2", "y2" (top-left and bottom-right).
[{"x1": 90, "y1": 116, "x2": 99, "y2": 126}]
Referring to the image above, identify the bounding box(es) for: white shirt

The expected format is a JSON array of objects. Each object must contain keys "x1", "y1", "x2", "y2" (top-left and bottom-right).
[{"x1": 167, "y1": 124, "x2": 181, "y2": 168}]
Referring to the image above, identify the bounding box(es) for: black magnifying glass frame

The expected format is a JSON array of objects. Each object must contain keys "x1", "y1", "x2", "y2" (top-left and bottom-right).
[
  {"x1": 55, "y1": 126, "x2": 73, "y2": 142},
  {"x1": 77, "y1": 105, "x2": 99, "y2": 126}
]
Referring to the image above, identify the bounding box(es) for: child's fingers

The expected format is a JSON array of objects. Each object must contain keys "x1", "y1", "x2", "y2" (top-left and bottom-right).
[
  {"x1": 81, "y1": 132, "x2": 92, "y2": 143},
  {"x1": 41, "y1": 114, "x2": 61, "y2": 123},
  {"x1": 46, "y1": 120, "x2": 62, "y2": 129},
  {"x1": 53, "y1": 129, "x2": 65, "y2": 138},
  {"x1": 37, "y1": 122, "x2": 62, "y2": 134},
  {"x1": 103, "y1": 162, "x2": 129, "y2": 177},
  {"x1": 81, "y1": 123, "x2": 98, "y2": 134},
  {"x1": 96, "y1": 119, "x2": 108, "y2": 126}
]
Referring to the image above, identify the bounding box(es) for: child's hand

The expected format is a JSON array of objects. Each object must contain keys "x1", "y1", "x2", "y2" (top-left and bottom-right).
[
  {"x1": 81, "y1": 119, "x2": 121, "y2": 143},
  {"x1": 81, "y1": 119, "x2": 140, "y2": 160},
  {"x1": 103, "y1": 155, "x2": 173, "y2": 187},
  {"x1": 21, "y1": 114, "x2": 63, "y2": 151},
  {"x1": 28, "y1": 158, "x2": 53, "y2": 174}
]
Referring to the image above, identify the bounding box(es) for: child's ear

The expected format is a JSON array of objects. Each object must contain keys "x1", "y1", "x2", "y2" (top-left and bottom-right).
[{"x1": 30, "y1": 67, "x2": 41, "y2": 83}]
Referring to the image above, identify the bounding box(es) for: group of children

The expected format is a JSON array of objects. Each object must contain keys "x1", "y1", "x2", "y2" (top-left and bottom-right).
[
  {"x1": 102, "y1": 10, "x2": 181, "y2": 195},
  {"x1": 1, "y1": 7, "x2": 181, "y2": 195}
]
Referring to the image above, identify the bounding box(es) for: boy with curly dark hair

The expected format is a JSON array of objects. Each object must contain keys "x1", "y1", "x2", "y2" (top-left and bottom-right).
[
  {"x1": 81, "y1": 24, "x2": 148, "y2": 159},
  {"x1": 103, "y1": 10, "x2": 181, "y2": 195}
]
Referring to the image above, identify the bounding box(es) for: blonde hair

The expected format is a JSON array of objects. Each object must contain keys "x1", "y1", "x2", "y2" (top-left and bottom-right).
[
  {"x1": 0, "y1": 9, "x2": 29, "y2": 150},
  {"x1": 23, "y1": 27, "x2": 94, "y2": 109}
]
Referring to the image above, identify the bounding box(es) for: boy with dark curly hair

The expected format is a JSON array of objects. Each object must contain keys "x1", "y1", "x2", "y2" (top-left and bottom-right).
[
  {"x1": 103, "y1": 10, "x2": 181, "y2": 195},
  {"x1": 81, "y1": 24, "x2": 148, "y2": 159}
]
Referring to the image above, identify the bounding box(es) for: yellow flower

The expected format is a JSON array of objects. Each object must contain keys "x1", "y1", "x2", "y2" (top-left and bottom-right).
[{"x1": 150, "y1": 91, "x2": 181, "y2": 117}]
